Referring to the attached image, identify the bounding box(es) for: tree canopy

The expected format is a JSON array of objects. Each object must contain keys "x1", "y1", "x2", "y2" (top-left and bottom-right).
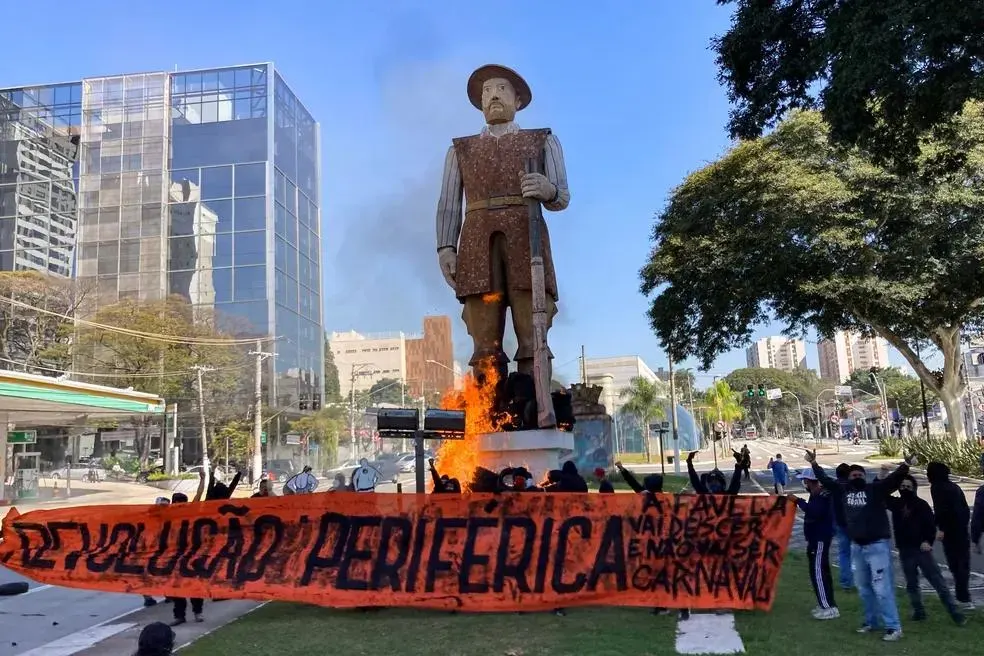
[
  {"x1": 714, "y1": 0, "x2": 984, "y2": 170},
  {"x1": 362, "y1": 377, "x2": 407, "y2": 407},
  {"x1": 641, "y1": 103, "x2": 984, "y2": 440},
  {"x1": 845, "y1": 366, "x2": 936, "y2": 422},
  {"x1": 324, "y1": 337, "x2": 341, "y2": 403},
  {"x1": 724, "y1": 367, "x2": 823, "y2": 433}
]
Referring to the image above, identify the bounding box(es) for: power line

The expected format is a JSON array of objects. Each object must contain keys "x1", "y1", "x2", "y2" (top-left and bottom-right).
[
  {"x1": 0, "y1": 357, "x2": 249, "y2": 379},
  {"x1": 2, "y1": 297, "x2": 277, "y2": 346}
]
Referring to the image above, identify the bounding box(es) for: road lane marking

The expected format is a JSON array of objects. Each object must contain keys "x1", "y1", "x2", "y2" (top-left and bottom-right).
[{"x1": 19, "y1": 622, "x2": 136, "y2": 656}]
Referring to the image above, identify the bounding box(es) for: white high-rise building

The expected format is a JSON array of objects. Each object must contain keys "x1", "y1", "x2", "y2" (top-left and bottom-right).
[
  {"x1": 817, "y1": 331, "x2": 890, "y2": 382},
  {"x1": 329, "y1": 330, "x2": 408, "y2": 397},
  {"x1": 745, "y1": 337, "x2": 807, "y2": 371}
]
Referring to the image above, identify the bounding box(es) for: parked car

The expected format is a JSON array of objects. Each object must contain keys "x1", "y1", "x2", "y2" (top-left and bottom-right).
[
  {"x1": 263, "y1": 459, "x2": 295, "y2": 483},
  {"x1": 49, "y1": 464, "x2": 106, "y2": 481},
  {"x1": 395, "y1": 454, "x2": 416, "y2": 473}
]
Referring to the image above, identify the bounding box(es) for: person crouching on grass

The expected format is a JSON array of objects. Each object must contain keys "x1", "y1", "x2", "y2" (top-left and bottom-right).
[{"x1": 788, "y1": 469, "x2": 839, "y2": 620}]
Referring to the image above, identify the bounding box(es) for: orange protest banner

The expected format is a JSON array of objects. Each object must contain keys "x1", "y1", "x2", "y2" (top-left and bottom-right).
[{"x1": 0, "y1": 492, "x2": 795, "y2": 612}]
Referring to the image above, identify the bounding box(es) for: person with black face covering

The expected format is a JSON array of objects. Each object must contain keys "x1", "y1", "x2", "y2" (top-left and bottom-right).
[
  {"x1": 614, "y1": 461, "x2": 664, "y2": 495},
  {"x1": 560, "y1": 460, "x2": 588, "y2": 492},
  {"x1": 807, "y1": 450, "x2": 916, "y2": 642},
  {"x1": 926, "y1": 461, "x2": 974, "y2": 611},
  {"x1": 886, "y1": 474, "x2": 966, "y2": 625},
  {"x1": 686, "y1": 451, "x2": 741, "y2": 495},
  {"x1": 831, "y1": 463, "x2": 855, "y2": 590}
]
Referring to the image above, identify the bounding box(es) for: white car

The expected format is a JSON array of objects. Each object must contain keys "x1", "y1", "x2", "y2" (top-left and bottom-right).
[{"x1": 396, "y1": 454, "x2": 416, "y2": 473}]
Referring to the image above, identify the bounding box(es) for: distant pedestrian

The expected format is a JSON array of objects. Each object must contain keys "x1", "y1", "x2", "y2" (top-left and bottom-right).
[
  {"x1": 770, "y1": 454, "x2": 789, "y2": 495},
  {"x1": 134, "y1": 621, "x2": 174, "y2": 656},
  {"x1": 251, "y1": 479, "x2": 273, "y2": 498}
]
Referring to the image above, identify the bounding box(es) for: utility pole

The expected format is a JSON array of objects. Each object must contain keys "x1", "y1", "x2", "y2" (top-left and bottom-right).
[
  {"x1": 248, "y1": 340, "x2": 274, "y2": 484},
  {"x1": 916, "y1": 341, "x2": 931, "y2": 437},
  {"x1": 349, "y1": 363, "x2": 370, "y2": 459},
  {"x1": 192, "y1": 365, "x2": 214, "y2": 472},
  {"x1": 580, "y1": 345, "x2": 587, "y2": 384},
  {"x1": 668, "y1": 356, "x2": 680, "y2": 474}
]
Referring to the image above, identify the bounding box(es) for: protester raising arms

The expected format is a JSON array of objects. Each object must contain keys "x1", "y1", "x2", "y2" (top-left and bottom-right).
[
  {"x1": 686, "y1": 450, "x2": 741, "y2": 495},
  {"x1": 805, "y1": 449, "x2": 916, "y2": 642}
]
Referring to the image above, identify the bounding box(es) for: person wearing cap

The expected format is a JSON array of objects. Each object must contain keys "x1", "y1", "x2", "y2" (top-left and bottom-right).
[
  {"x1": 806, "y1": 449, "x2": 916, "y2": 641},
  {"x1": 790, "y1": 468, "x2": 839, "y2": 620},
  {"x1": 435, "y1": 64, "x2": 571, "y2": 383},
  {"x1": 885, "y1": 473, "x2": 966, "y2": 625}
]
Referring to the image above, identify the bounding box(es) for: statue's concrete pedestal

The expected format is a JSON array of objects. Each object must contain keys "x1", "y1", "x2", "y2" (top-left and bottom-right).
[{"x1": 476, "y1": 428, "x2": 575, "y2": 480}]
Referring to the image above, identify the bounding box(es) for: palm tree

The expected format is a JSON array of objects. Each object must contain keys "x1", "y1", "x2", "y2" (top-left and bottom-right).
[
  {"x1": 620, "y1": 377, "x2": 667, "y2": 463},
  {"x1": 704, "y1": 379, "x2": 745, "y2": 454}
]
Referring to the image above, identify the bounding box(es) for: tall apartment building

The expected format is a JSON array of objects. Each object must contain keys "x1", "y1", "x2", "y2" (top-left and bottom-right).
[
  {"x1": 745, "y1": 336, "x2": 807, "y2": 371},
  {"x1": 1, "y1": 65, "x2": 325, "y2": 460},
  {"x1": 817, "y1": 331, "x2": 890, "y2": 382},
  {"x1": 330, "y1": 315, "x2": 455, "y2": 401},
  {"x1": 0, "y1": 91, "x2": 80, "y2": 276}
]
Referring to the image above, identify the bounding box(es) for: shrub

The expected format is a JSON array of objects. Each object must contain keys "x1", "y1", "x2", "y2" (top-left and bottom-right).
[
  {"x1": 146, "y1": 472, "x2": 196, "y2": 482},
  {"x1": 102, "y1": 455, "x2": 140, "y2": 474},
  {"x1": 878, "y1": 436, "x2": 903, "y2": 457},
  {"x1": 901, "y1": 437, "x2": 984, "y2": 478}
]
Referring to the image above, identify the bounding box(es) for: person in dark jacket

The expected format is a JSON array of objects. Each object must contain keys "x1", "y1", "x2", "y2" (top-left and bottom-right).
[
  {"x1": 925, "y1": 461, "x2": 974, "y2": 610},
  {"x1": 971, "y1": 476, "x2": 984, "y2": 555},
  {"x1": 886, "y1": 474, "x2": 965, "y2": 624},
  {"x1": 594, "y1": 467, "x2": 615, "y2": 493},
  {"x1": 831, "y1": 463, "x2": 855, "y2": 590},
  {"x1": 790, "y1": 468, "x2": 838, "y2": 620},
  {"x1": 498, "y1": 467, "x2": 539, "y2": 492},
  {"x1": 615, "y1": 461, "x2": 663, "y2": 494},
  {"x1": 560, "y1": 460, "x2": 589, "y2": 492},
  {"x1": 686, "y1": 450, "x2": 741, "y2": 495},
  {"x1": 808, "y1": 450, "x2": 916, "y2": 642}
]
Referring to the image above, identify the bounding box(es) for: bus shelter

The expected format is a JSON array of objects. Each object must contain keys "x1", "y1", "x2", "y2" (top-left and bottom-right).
[{"x1": 0, "y1": 370, "x2": 165, "y2": 503}]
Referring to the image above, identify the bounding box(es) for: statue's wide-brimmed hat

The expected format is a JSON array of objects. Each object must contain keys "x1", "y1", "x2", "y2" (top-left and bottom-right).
[{"x1": 467, "y1": 64, "x2": 532, "y2": 111}]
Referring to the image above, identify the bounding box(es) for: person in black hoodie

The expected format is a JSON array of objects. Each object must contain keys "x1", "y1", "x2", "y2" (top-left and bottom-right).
[
  {"x1": 971, "y1": 470, "x2": 984, "y2": 556},
  {"x1": 807, "y1": 450, "x2": 915, "y2": 641},
  {"x1": 686, "y1": 450, "x2": 742, "y2": 495},
  {"x1": 614, "y1": 461, "x2": 664, "y2": 495},
  {"x1": 560, "y1": 460, "x2": 589, "y2": 492},
  {"x1": 925, "y1": 461, "x2": 973, "y2": 610},
  {"x1": 886, "y1": 474, "x2": 966, "y2": 624},
  {"x1": 789, "y1": 468, "x2": 838, "y2": 620}
]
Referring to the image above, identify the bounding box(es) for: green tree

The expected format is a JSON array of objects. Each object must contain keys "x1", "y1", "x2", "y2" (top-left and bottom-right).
[
  {"x1": 0, "y1": 271, "x2": 90, "y2": 375},
  {"x1": 640, "y1": 105, "x2": 984, "y2": 441},
  {"x1": 290, "y1": 405, "x2": 345, "y2": 468},
  {"x1": 845, "y1": 367, "x2": 937, "y2": 430},
  {"x1": 724, "y1": 367, "x2": 822, "y2": 435},
  {"x1": 362, "y1": 377, "x2": 407, "y2": 407},
  {"x1": 703, "y1": 379, "x2": 745, "y2": 450},
  {"x1": 74, "y1": 297, "x2": 249, "y2": 464},
  {"x1": 324, "y1": 337, "x2": 341, "y2": 403},
  {"x1": 713, "y1": 0, "x2": 984, "y2": 170},
  {"x1": 619, "y1": 377, "x2": 667, "y2": 463},
  {"x1": 211, "y1": 420, "x2": 253, "y2": 466}
]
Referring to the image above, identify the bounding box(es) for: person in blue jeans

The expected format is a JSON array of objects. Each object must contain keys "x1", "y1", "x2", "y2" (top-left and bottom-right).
[
  {"x1": 831, "y1": 463, "x2": 855, "y2": 590},
  {"x1": 807, "y1": 449, "x2": 917, "y2": 642},
  {"x1": 769, "y1": 453, "x2": 790, "y2": 494}
]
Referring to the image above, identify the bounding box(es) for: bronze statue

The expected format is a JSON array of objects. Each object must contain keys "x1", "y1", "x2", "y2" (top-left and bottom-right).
[{"x1": 435, "y1": 64, "x2": 571, "y2": 411}]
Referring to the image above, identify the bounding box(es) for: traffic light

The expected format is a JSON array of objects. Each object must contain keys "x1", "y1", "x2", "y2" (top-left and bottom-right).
[
  {"x1": 758, "y1": 384, "x2": 766, "y2": 397},
  {"x1": 746, "y1": 385, "x2": 755, "y2": 398}
]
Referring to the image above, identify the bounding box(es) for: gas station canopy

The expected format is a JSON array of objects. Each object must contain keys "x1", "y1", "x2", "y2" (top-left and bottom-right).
[{"x1": 0, "y1": 370, "x2": 165, "y2": 425}]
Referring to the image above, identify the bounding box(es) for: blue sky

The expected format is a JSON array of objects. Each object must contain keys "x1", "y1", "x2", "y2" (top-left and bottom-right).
[{"x1": 0, "y1": 1, "x2": 910, "y2": 387}]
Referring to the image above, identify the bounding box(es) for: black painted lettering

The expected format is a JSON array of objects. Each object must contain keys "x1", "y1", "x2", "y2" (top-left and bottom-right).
[
  {"x1": 587, "y1": 517, "x2": 627, "y2": 591},
  {"x1": 551, "y1": 516, "x2": 591, "y2": 594},
  {"x1": 336, "y1": 516, "x2": 382, "y2": 591},
  {"x1": 425, "y1": 517, "x2": 467, "y2": 593},
  {"x1": 370, "y1": 517, "x2": 413, "y2": 592},
  {"x1": 299, "y1": 512, "x2": 348, "y2": 587},
  {"x1": 492, "y1": 516, "x2": 536, "y2": 594},
  {"x1": 458, "y1": 517, "x2": 497, "y2": 594}
]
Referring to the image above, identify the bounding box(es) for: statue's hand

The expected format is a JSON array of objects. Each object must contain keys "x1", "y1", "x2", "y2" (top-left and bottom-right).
[
  {"x1": 521, "y1": 172, "x2": 556, "y2": 202},
  {"x1": 438, "y1": 247, "x2": 457, "y2": 288}
]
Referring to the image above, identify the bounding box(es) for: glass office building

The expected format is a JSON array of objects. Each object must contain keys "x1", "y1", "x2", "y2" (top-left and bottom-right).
[{"x1": 0, "y1": 64, "x2": 324, "y2": 452}]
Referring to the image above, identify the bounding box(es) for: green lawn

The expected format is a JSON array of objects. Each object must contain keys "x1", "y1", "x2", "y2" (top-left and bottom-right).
[
  {"x1": 608, "y1": 473, "x2": 690, "y2": 493},
  {"x1": 184, "y1": 553, "x2": 984, "y2": 656}
]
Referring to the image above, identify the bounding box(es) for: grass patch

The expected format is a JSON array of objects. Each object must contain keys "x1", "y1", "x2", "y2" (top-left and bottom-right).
[
  {"x1": 182, "y1": 552, "x2": 984, "y2": 655},
  {"x1": 608, "y1": 473, "x2": 690, "y2": 493}
]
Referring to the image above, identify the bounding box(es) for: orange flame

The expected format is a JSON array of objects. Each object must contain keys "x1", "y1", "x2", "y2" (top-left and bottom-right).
[
  {"x1": 435, "y1": 360, "x2": 505, "y2": 491},
  {"x1": 481, "y1": 292, "x2": 503, "y2": 304}
]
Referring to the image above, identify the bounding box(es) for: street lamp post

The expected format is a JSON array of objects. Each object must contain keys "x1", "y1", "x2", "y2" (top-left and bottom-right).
[{"x1": 782, "y1": 391, "x2": 806, "y2": 436}]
